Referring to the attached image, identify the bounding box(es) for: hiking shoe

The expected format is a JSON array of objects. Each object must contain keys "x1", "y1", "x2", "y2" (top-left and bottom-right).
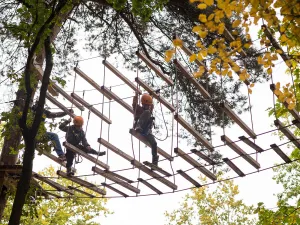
[
  {"x1": 152, "y1": 155, "x2": 159, "y2": 167},
  {"x1": 67, "y1": 167, "x2": 74, "y2": 176},
  {"x1": 58, "y1": 154, "x2": 66, "y2": 161},
  {"x1": 97, "y1": 151, "x2": 106, "y2": 156}
]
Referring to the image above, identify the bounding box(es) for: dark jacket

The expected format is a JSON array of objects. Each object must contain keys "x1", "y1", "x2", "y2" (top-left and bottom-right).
[{"x1": 59, "y1": 120, "x2": 90, "y2": 147}]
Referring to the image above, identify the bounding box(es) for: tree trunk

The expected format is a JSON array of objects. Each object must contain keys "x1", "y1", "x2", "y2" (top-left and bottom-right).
[
  {"x1": 8, "y1": 139, "x2": 35, "y2": 225},
  {"x1": 0, "y1": 186, "x2": 7, "y2": 219}
]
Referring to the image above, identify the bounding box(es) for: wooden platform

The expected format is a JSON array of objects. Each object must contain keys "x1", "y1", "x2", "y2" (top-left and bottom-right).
[
  {"x1": 143, "y1": 161, "x2": 172, "y2": 177},
  {"x1": 177, "y1": 170, "x2": 201, "y2": 188},
  {"x1": 239, "y1": 136, "x2": 263, "y2": 153},
  {"x1": 223, "y1": 158, "x2": 245, "y2": 177},
  {"x1": 191, "y1": 149, "x2": 216, "y2": 165},
  {"x1": 68, "y1": 186, "x2": 95, "y2": 198},
  {"x1": 101, "y1": 182, "x2": 129, "y2": 197},
  {"x1": 270, "y1": 144, "x2": 292, "y2": 163},
  {"x1": 138, "y1": 178, "x2": 163, "y2": 195}
]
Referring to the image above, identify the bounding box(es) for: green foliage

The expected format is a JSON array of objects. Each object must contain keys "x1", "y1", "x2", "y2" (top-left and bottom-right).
[
  {"x1": 165, "y1": 175, "x2": 256, "y2": 225},
  {"x1": 1, "y1": 166, "x2": 111, "y2": 225}
]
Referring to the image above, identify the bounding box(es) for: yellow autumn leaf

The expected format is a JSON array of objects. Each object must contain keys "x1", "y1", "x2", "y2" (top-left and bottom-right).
[
  {"x1": 204, "y1": 0, "x2": 214, "y2": 6},
  {"x1": 194, "y1": 70, "x2": 204, "y2": 78},
  {"x1": 280, "y1": 34, "x2": 287, "y2": 42},
  {"x1": 274, "y1": 89, "x2": 281, "y2": 96},
  {"x1": 173, "y1": 38, "x2": 183, "y2": 47},
  {"x1": 239, "y1": 74, "x2": 246, "y2": 81},
  {"x1": 288, "y1": 103, "x2": 296, "y2": 110},
  {"x1": 228, "y1": 70, "x2": 233, "y2": 78},
  {"x1": 199, "y1": 30, "x2": 208, "y2": 38},
  {"x1": 197, "y1": 3, "x2": 207, "y2": 9},
  {"x1": 275, "y1": 82, "x2": 280, "y2": 89},
  {"x1": 207, "y1": 45, "x2": 217, "y2": 54},
  {"x1": 190, "y1": 54, "x2": 197, "y2": 62},
  {"x1": 207, "y1": 13, "x2": 214, "y2": 21},
  {"x1": 250, "y1": 83, "x2": 255, "y2": 87},
  {"x1": 248, "y1": 88, "x2": 252, "y2": 94},
  {"x1": 199, "y1": 14, "x2": 207, "y2": 23},
  {"x1": 267, "y1": 67, "x2": 272, "y2": 75},
  {"x1": 279, "y1": 25, "x2": 285, "y2": 32},
  {"x1": 192, "y1": 26, "x2": 201, "y2": 33},
  {"x1": 232, "y1": 20, "x2": 241, "y2": 28},
  {"x1": 244, "y1": 43, "x2": 251, "y2": 48},
  {"x1": 218, "y1": 22, "x2": 225, "y2": 34}
]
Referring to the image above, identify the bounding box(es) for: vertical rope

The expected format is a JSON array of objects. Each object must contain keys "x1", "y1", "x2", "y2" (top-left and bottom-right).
[
  {"x1": 106, "y1": 87, "x2": 112, "y2": 169},
  {"x1": 81, "y1": 90, "x2": 85, "y2": 117}
]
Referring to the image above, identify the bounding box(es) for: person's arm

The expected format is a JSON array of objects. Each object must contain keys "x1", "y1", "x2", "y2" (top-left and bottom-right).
[
  {"x1": 132, "y1": 94, "x2": 138, "y2": 110},
  {"x1": 81, "y1": 132, "x2": 90, "y2": 148},
  {"x1": 59, "y1": 119, "x2": 71, "y2": 132}
]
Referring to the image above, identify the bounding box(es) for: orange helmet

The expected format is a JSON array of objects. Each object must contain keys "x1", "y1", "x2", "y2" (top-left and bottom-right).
[
  {"x1": 141, "y1": 93, "x2": 153, "y2": 105},
  {"x1": 73, "y1": 116, "x2": 84, "y2": 126}
]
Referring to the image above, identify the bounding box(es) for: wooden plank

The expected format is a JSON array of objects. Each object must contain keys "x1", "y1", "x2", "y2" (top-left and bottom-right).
[
  {"x1": 191, "y1": 149, "x2": 216, "y2": 165},
  {"x1": 103, "y1": 60, "x2": 142, "y2": 94},
  {"x1": 92, "y1": 166, "x2": 140, "y2": 194},
  {"x1": 46, "y1": 93, "x2": 76, "y2": 118},
  {"x1": 0, "y1": 165, "x2": 22, "y2": 173},
  {"x1": 270, "y1": 144, "x2": 292, "y2": 163},
  {"x1": 101, "y1": 182, "x2": 129, "y2": 197},
  {"x1": 177, "y1": 169, "x2": 201, "y2": 187},
  {"x1": 239, "y1": 136, "x2": 264, "y2": 153},
  {"x1": 138, "y1": 178, "x2": 163, "y2": 195},
  {"x1": 33, "y1": 172, "x2": 74, "y2": 195},
  {"x1": 98, "y1": 138, "x2": 134, "y2": 162},
  {"x1": 101, "y1": 86, "x2": 133, "y2": 114},
  {"x1": 74, "y1": 67, "x2": 112, "y2": 100},
  {"x1": 104, "y1": 170, "x2": 134, "y2": 183},
  {"x1": 174, "y1": 148, "x2": 217, "y2": 181},
  {"x1": 173, "y1": 59, "x2": 211, "y2": 99},
  {"x1": 135, "y1": 77, "x2": 176, "y2": 112},
  {"x1": 223, "y1": 158, "x2": 245, "y2": 177},
  {"x1": 51, "y1": 83, "x2": 85, "y2": 111},
  {"x1": 63, "y1": 142, "x2": 109, "y2": 170},
  {"x1": 174, "y1": 114, "x2": 214, "y2": 151},
  {"x1": 33, "y1": 64, "x2": 58, "y2": 96},
  {"x1": 131, "y1": 159, "x2": 177, "y2": 190},
  {"x1": 270, "y1": 84, "x2": 300, "y2": 121},
  {"x1": 129, "y1": 129, "x2": 173, "y2": 161},
  {"x1": 137, "y1": 51, "x2": 174, "y2": 86},
  {"x1": 220, "y1": 103, "x2": 256, "y2": 139},
  {"x1": 143, "y1": 161, "x2": 172, "y2": 177},
  {"x1": 68, "y1": 186, "x2": 95, "y2": 198},
  {"x1": 71, "y1": 93, "x2": 112, "y2": 124},
  {"x1": 292, "y1": 119, "x2": 300, "y2": 129},
  {"x1": 274, "y1": 120, "x2": 300, "y2": 149},
  {"x1": 221, "y1": 135, "x2": 260, "y2": 169},
  {"x1": 57, "y1": 170, "x2": 106, "y2": 195}
]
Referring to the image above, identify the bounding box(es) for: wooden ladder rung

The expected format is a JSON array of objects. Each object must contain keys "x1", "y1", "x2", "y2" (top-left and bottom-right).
[
  {"x1": 63, "y1": 142, "x2": 109, "y2": 170},
  {"x1": 0, "y1": 165, "x2": 22, "y2": 173},
  {"x1": 68, "y1": 186, "x2": 95, "y2": 198},
  {"x1": 129, "y1": 129, "x2": 173, "y2": 161},
  {"x1": 101, "y1": 182, "x2": 129, "y2": 197},
  {"x1": 177, "y1": 170, "x2": 201, "y2": 187},
  {"x1": 137, "y1": 51, "x2": 174, "y2": 86},
  {"x1": 191, "y1": 149, "x2": 216, "y2": 165},
  {"x1": 221, "y1": 135, "x2": 260, "y2": 169},
  {"x1": 70, "y1": 93, "x2": 112, "y2": 124},
  {"x1": 292, "y1": 119, "x2": 300, "y2": 129},
  {"x1": 173, "y1": 59, "x2": 211, "y2": 99},
  {"x1": 101, "y1": 86, "x2": 133, "y2": 114},
  {"x1": 174, "y1": 148, "x2": 217, "y2": 181},
  {"x1": 103, "y1": 60, "x2": 142, "y2": 94},
  {"x1": 135, "y1": 77, "x2": 175, "y2": 112},
  {"x1": 74, "y1": 67, "x2": 112, "y2": 100},
  {"x1": 175, "y1": 114, "x2": 214, "y2": 151},
  {"x1": 274, "y1": 120, "x2": 300, "y2": 149},
  {"x1": 57, "y1": 170, "x2": 106, "y2": 195},
  {"x1": 270, "y1": 144, "x2": 292, "y2": 163},
  {"x1": 220, "y1": 103, "x2": 256, "y2": 139},
  {"x1": 138, "y1": 178, "x2": 163, "y2": 195},
  {"x1": 46, "y1": 93, "x2": 76, "y2": 118},
  {"x1": 143, "y1": 161, "x2": 172, "y2": 177},
  {"x1": 239, "y1": 136, "x2": 264, "y2": 153},
  {"x1": 92, "y1": 166, "x2": 140, "y2": 194},
  {"x1": 223, "y1": 158, "x2": 245, "y2": 177},
  {"x1": 104, "y1": 170, "x2": 134, "y2": 183}
]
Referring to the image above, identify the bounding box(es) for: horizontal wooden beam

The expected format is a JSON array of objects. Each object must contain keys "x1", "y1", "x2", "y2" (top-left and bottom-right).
[
  {"x1": 190, "y1": 149, "x2": 216, "y2": 165},
  {"x1": 220, "y1": 103, "x2": 256, "y2": 139},
  {"x1": 177, "y1": 169, "x2": 201, "y2": 187},
  {"x1": 71, "y1": 93, "x2": 112, "y2": 124},
  {"x1": 103, "y1": 60, "x2": 142, "y2": 94},
  {"x1": 33, "y1": 64, "x2": 58, "y2": 96},
  {"x1": 0, "y1": 165, "x2": 22, "y2": 173},
  {"x1": 135, "y1": 77, "x2": 175, "y2": 112},
  {"x1": 270, "y1": 84, "x2": 300, "y2": 121},
  {"x1": 223, "y1": 158, "x2": 245, "y2": 177},
  {"x1": 74, "y1": 67, "x2": 112, "y2": 100},
  {"x1": 98, "y1": 138, "x2": 134, "y2": 162},
  {"x1": 174, "y1": 148, "x2": 217, "y2": 181},
  {"x1": 101, "y1": 182, "x2": 129, "y2": 197},
  {"x1": 270, "y1": 144, "x2": 292, "y2": 163},
  {"x1": 68, "y1": 186, "x2": 95, "y2": 198},
  {"x1": 104, "y1": 170, "x2": 134, "y2": 183},
  {"x1": 143, "y1": 161, "x2": 172, "y2": 177},
  {"x1": 221, "y1": 135, "x2": 260, "y2": 169},
  {"x1": 101, "y1": 86, "x2": 133, "y2": 114},
  {"x1": 129, "y1": 129, "x2": 173, "y2": 161},
  {"x1": 63, "y1": 142, "x2": 109, "y2": 170},
  {"x1": 33, "y1": 172, "x2": 74, "y2": 195},
  {"x1": 138, "y1": 178, "x2": 163, "y2": 195},
  {"x1": 274, "y1": 120, "x2": 300, "y2": 149},
  {"x1": 292, "y1": 119, "x2": 300, "y2": 129},
  {"x1": 57, "y1": 170, "x2": 106, "y2": 195},
  {"x1": 131, "y1": 159, "x2": 177, "y2": 190},
  {"x1": 92, "y1": 166, "x2": 140, "y2": 194},
  {"x1": 173, "y1": 59, "x2": 211, "y2": 99},
  {"x1": 51, "y1": 83, "x2": 85, "y2": 111},
  {"x1": 46, "y1": 93, "x2": 76, "y2": 118},
  {"x1": 239, "y1": 136, "x2": 264, "y2": 153},
  {"x1": 137, "y1": 51, "x2": 174, "y2": 86},
  {"x1": 175, "y1": 114, "x2": 214, "y2": 151}
]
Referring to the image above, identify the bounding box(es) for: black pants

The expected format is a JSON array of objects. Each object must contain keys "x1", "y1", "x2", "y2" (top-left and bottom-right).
[
  {"x1": 136, "y1": 110, "x2": 157, "y2": 158},
  {"x1": 66, "y1": 144, "x2": 96, "y2": 168}
]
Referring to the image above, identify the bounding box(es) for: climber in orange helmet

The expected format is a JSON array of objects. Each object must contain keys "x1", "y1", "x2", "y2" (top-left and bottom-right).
[
  {"x1": 133, "y1": 93, "x2": 159, "y2": 166},
  {"x1": 59, "y1": 115, "x2": 106, "y2": 176}
]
